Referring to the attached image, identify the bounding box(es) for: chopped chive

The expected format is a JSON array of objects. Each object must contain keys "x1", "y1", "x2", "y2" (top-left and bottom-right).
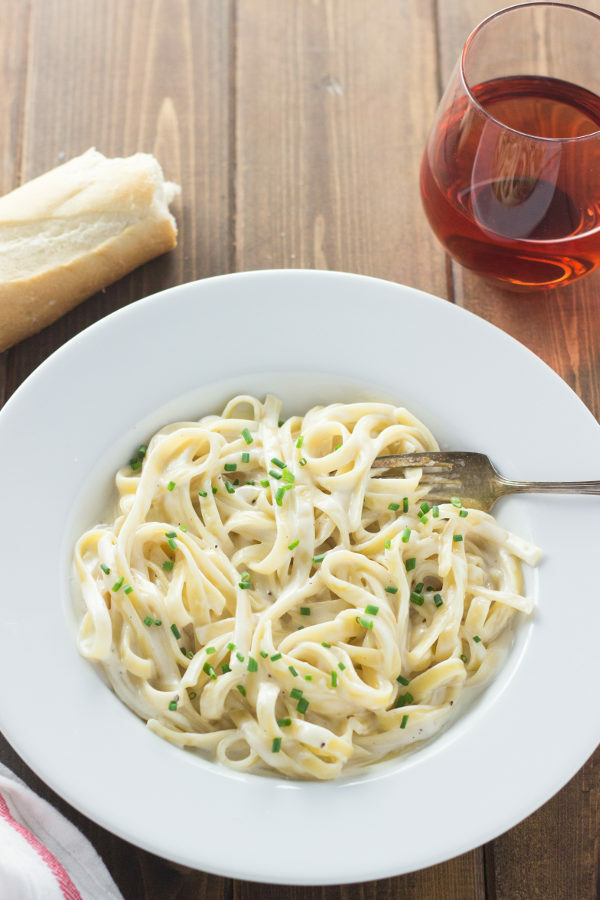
[
  {"x1": 410, "y1": 592, "x2": 425, "y2": 606},
  {"x1": 459, "y1": 509, "x2": 468, "y2": 518},
  {"x1": 272, "y1": 737, "x2": 282, "y2": 753},
  {"x1": 165, "y1": 530, "x2": 176, "y2": 539},
  {"x1": 236, "y1": 652, "x2": 245, "y2": 662},
  {"x1": 241, "y1": 452, "x2": 250, "y2": 464},
  {"x1": 299, "y1": 457, "x2": 307, "y2": 466},
  {"x1": 394, "y1": 692, "x2": 414, "y2": 708},
  {"x1": 167, "y1": 538, "x2": 177, "y2": 550},
  {"x1": 137, "y1": 444, "x2": 147, "y2": 459},
  {"x1": 304, "y1": 674, "x2": 312, "y2": 681},
  {"x1": 434, "y1": 593, "x2": 444, "y2": 607},
  {"x1": 401, "y1": 528, "x2": 411, "y2": 543},
  {"x1": 179, "y1": 525, "x2": 188, "y2": 532},
  {"x1": 365, "y1": 604, "x2": 379, "y2": 615},
  {"x1": 144, "y1": 616, "x2": 153, "y2": 626},
  {"x1": 384, "y1": 538, "x2": 392, "y2": 549},
  {"x1": 385, "y1": 586, "x2": 398, "y2": 594},
  {"x1": 247, "y1": 656, "x2": 258, "y2": 672},
  {"x1": 282, "y1": 469, "x2": 295, "y2": 484},
  {"x1": 180, "y1": 647, "x2": 187, "y2": 657},
  {"x1": 473, "y1": 635, "x2": 482, "y2": 643},
  {"x1": 290, "y1": 688, "x2": 303, "y2": 700},
  {"x1": 123, "y1": 584, "x2": 133, "y2": 594},
  {"x1": 198, "y1": 489, "x2": 208, "y2": 497},
  {"x1": 225, "y1": 481, "x2": 235, "y2": 494},
  {"x1": 236, "y1": 684, "x2": 247, "y2": 696},
  {"x1": 400, "y1": 714, "x2": 409, "y2": 729},
  {"x1": 238, "y1": 580, "x2": 252, "y2": 590},
  {"x1": 405, "y1": 557, "x2": 416, "y2": 571},
  {"x1": 154, "y1": 618, "x2": 162, "y2": 626},
  {"x1": 277, "y1": 717, "x2": 292, "y2": 727},
  {"x1": 432, "y1": 505, "x2": 439, "y2": 517},
  {"x1": 221, "y1": 662, "x2": 231, "y2": 673},
  {"x1": 167, "y1": 481, "x2": 176, "y2": 491},
  {"x1": 396, "y1": 674, "x2": 410, "y2": 686},
  {"x1": 227, "y1": 642, "x2": 236, "y2": 651},
  {"x1": 420, "y1": 501, "x2": 430, "y2": 514},
  {"x1": 100, "y1": 563, "x2": 111, "y2": 575},
  {"x1": 288, "y1": 539, "x2": 299, "y2": 550},
  {"x1": 224, "y1": 462, "x2": 237, "y2": 472},
  {"x1": 269, "y1": 469, "x2": 283, "y2": 480},
  {"x1": 331, "y1": 671, "x2": 337, "y2": 687},
  {"x1": 402, "y1": 497, "x2": 409, "y2": 512},
  {"x1": 270, "y1": 652, "x2": 282, "y2": 662},
  {"x1": 312, "y1": 553, "x2": 326, "y2": 564},
  {"x1": 187, "y1": 650, "x2": 194, "y2": 659},
  {"x1": 415, "y1": 582, "x2": 424, "y2": 592},
  {"x1": 203, "y1": 662, "x2": 217, "y2": 680},
  {"x1": 321, "y1": 641, "x2": 331, "y2": 648},
  {"x1": 260, "y1": 479, "x2": 270, "y2": 488},
  {"x1": 206, "y1": 646, "x2": 216, "y2": 655},
  {"x1": 212, "y1": 486, "x2": 218, "y2": 494},
  {"x1": 241, "y1": 428, "x2": 253, "y2": 444},
  {"x1": 388, "y1": 502, "x2": 400, "y2": 511},
  {"x1": 451, "y1": 497, "x2": 463, "y2": 508},
  {"x1": 460, "y1": 653, "x2": 468, "y2": 664},
  {"x1": 112, "y1": 577, "x2": 124, "y2": 592},
  {"x1": 453, "y1": 534, "x2": 463, "y2": 542},
  {"x1": 170, "y1": 624, "x2": 181, "y2": 639},
  {"x1": 260, "y1": 650, "x2": 269, "y2": 658},
  {"x1": 356, "y1": 616, "x2": 373, "y2": 630},
  {"x1": 271, "y1": 457, "x2": 286, "y2": 469},
  {"x1": 338, "y1": 662, "x2": 346, "y2": 671},
  {"x1": 275, "y1": 486, "x2": 285, "y2": 506},
  {"x1": 296, "y1": 697, "x2": 309, "y2": 714},
  {"x1": 278, "y1": 419, "x2": 284, "y2": 427},
  {"x1": 130, "y1": 458, "x2": 142, "y2": 470},
  {"x1": 296, "y1": 435, "x2": 304, "y2": 449},
  {"x1": 240, "y1": 571, "x2": 251, "y2": 583},
  {"x1": 288, "y1": 665, "x2": 299, "y2": 677},
  {"x1": 300, "y1": 607, "x2": 311, "y2": 616},
  {"x1": 169, "y1": 700, "x2": 178, "y2": 711}
]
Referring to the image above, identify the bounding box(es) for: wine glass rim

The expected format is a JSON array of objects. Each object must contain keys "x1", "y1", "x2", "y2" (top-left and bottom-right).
[{"x1": 460, "y1": 1, "x2": 600, "y2": 142}]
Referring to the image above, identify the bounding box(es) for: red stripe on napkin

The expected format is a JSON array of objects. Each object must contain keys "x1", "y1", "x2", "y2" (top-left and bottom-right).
[{"x1": 0, "y1": 790, "x2": 83, "y2": 900}]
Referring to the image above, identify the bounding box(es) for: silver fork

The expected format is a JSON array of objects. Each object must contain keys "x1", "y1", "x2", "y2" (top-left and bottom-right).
[{"x1": 372, "y1": 451, "x2": 600, "y2": 513}]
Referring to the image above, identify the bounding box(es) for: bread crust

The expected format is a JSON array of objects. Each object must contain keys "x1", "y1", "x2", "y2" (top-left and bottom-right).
[{"x1": 0, "y1": 149, "x2": 179, "y2": 352}]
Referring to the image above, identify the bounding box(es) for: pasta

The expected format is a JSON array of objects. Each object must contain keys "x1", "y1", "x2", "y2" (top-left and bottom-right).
[{"x1": 74, "y1": 395, "x2": 541, "y2": 780}]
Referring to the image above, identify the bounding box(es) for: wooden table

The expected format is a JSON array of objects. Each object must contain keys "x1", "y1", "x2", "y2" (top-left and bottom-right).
[{"x1": 1, "y1": 1, "x2": 598, "y2": 897}]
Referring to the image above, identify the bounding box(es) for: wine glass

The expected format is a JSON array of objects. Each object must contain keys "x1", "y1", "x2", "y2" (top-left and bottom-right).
[{"x1": 420, "y1": 2, "x2": 600, "y2": 291}]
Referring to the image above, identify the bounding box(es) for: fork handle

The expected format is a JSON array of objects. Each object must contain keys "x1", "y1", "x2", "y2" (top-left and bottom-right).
[{"x1": 499, "y1": 479, "x2": 600, "y2": 497}]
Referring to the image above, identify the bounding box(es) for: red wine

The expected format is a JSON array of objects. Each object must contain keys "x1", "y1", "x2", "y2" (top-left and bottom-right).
[{"x1": 420, "y1": 75, "x2": 600, "y2": 289}]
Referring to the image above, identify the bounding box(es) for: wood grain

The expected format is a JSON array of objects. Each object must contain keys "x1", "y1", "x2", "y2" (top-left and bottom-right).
[{"x1": 234, "y1": 0, "x2": 447, "y2": 297}]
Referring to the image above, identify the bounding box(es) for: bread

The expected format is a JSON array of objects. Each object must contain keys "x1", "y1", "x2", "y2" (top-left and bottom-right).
[{"x1": 0, "y1": 148, "x2": 180, "y2": 352}]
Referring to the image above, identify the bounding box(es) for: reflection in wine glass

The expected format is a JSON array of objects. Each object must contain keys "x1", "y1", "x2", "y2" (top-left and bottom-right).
[{"x1": 471, "y1": 128, "x2": 563, "y2": 239}]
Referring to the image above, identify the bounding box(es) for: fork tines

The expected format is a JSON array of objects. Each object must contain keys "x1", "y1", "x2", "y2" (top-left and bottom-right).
[
  {"x1": 372, "y1": 452, "x2": 464, "y2": 491},
  {"x1": 372, "y1": 452, "x2": 465, "y2": 470}
]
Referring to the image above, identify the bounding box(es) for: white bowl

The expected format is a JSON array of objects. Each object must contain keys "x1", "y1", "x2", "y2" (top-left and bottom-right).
[{"x1": 0, "y1": 270, "x2": 598, "y2": 884}]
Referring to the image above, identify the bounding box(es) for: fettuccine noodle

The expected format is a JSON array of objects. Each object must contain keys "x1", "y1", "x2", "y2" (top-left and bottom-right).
[{"x1": 74, "y1": 395, "x2": 541, "y2": 779}]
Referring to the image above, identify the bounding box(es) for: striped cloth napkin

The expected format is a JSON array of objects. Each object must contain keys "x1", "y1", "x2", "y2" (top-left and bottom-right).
[{"x1": 0, "y1": 763, "x2": 123, "y2": 900}]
